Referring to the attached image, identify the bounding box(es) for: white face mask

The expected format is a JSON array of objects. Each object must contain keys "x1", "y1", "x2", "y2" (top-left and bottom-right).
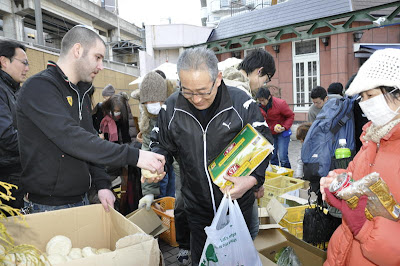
[
  {"x1": 359, "y1": 92, "x2": 400, "y2": 127},
  {"x1": 146, "y1": 102, "x2": 161, "y2": 115},
  {"x1": 113, "y1": 111, "x2": 121, "y2": 117}
]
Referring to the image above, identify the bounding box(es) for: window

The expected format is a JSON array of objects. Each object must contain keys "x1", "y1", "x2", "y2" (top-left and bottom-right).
[
  {"x1": 220, "y1": 0, "x2": 230, "y2": 8},
  {"x1": 292, "y1": 39, "x2": 320, "y2": 111}
]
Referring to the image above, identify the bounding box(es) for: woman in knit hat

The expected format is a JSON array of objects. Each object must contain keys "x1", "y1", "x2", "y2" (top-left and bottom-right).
[
  {"x1": 92, "y1": 84, "x2": 116, "y2": 134},
  {"x1": 137, "y1": 71, "x2": 176, "y2": 193},
  {"x1": 320, "y1": 48, "x2": 400, "y2": 266}
]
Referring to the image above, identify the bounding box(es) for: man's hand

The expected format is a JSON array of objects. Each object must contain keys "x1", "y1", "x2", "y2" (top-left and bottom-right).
[
  {"x1": 138, "y1": 194, "x2": 155, "y2": 210},
  {"x1": 140, "y1": 169, "x2": 166, "y2": 184},
  {"x1": 220, "y1": 175, "x2": 257, "y2": 200},
  {"x1": 98, "y1": 189, "x2": 116, "y2": 212},
  {"x1": 137, "y1": 150, "x2": 165, "y2": 174},
  {"x1": 136, "y1": 132, "x2": 143, "y2": 143},
  {"x1": 254, "y1": 185, "x2": 264, "y2": 199}
]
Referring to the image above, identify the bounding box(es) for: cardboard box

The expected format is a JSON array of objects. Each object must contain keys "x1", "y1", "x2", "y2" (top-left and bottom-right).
[
  {"x1": 255, "y1": 228, "x2": 327, "y2": 266},
  {"x1": 256, "y1": 198, "x2": 327, "y2": 265},
  {"x1": 126, "y1": 208, "x2": 168, "y2": 237},
  {"x1": 208, "y1": 124, "x2": 273, "y2": 188},
  {"x1": 2, "y1": 204, "x2": 160, "y2": 265}
]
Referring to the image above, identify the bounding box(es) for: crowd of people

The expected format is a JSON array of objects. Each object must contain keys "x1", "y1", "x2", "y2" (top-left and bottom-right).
[{"x1": 0, "y1": 23, "x2": 399, "y2": 266}]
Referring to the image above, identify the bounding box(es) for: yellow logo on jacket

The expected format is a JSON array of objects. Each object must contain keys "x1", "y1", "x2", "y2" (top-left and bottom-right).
[{"x1": 66, "y1": 96, "x2": 73, "y2": 106}]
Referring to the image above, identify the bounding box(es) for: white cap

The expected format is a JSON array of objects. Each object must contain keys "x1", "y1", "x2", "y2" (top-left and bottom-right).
[
  {"x1": 346, "y1": 48, "x2": 400, "y2": 96},
  {"x1": 339, "y1": 139, "x2": 347, "y2": 146}
]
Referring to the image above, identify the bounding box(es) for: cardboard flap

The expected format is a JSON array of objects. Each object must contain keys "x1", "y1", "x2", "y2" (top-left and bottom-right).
[
  {"x1": 126, "y1": 208, "x2": 163, "y2": 235},
  {"x1": 266, "y1": 197, "x2": 287, "y2": 223},
  {"x1": 258, "y1": 207, "x2": 269, "y2": 218},
  {"x1": 279, "y1": 193, "x2": 309, "y2": 205}
]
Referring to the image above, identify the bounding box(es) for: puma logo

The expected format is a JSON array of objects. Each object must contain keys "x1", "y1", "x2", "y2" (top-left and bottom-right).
[{"x1": 222, "y1": 122, "x2": 231, "y2": 130}]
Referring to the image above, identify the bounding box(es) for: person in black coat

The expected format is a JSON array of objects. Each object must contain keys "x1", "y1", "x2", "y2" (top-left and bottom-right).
[{"x1": 0, "y1": 40, "x2": 29, "y2": 209}]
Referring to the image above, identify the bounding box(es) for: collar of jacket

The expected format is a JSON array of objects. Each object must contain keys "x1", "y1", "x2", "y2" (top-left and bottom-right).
[
  {"x1": 174, "y1": 80, "x2": 233, "y2": 114},
  {"x1": 46, "y1": 61, "x2": 92, "y2": 92},
  {"x1": 0, "y1": 69, "x2": 20, "y2": 93}
]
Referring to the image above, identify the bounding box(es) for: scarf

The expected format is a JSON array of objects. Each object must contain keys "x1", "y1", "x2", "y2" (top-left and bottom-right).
[
  {"x1": 100, "y1": 115, "x2": 118, "y2": 142},
  {"x1": 363, "y1": 118, "x2": 400, "y2": 144}
]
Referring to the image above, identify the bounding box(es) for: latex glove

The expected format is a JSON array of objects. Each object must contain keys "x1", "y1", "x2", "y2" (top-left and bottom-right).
[
  {"x1": 98, "y1": 189, "x2": 116, "y2": 212},
  {"x1": 220, "y1": 175, "x2": 257, "y2": 200},
  {"x1": 138, "y1": 194, "x2": 154, "y2": 210},
  {"x1": 137, "y1": 150, "x2": 165, "y2": 174},
  {"x1": 324, "y1": 188, "x2": 368, "y2": 236}
]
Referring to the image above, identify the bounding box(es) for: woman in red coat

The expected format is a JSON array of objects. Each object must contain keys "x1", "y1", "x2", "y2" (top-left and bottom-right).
[
  {"x1": 256, "y1": 86, "x2": 294, "y2": 168},
  {"x1": 320, "y1": 48, "x2": 400, "y2": 266}
]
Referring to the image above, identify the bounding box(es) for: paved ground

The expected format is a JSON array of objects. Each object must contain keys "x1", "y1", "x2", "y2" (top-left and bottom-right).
[{"x1": 160, "y1": 140, "x2": 303, "y2": 266}]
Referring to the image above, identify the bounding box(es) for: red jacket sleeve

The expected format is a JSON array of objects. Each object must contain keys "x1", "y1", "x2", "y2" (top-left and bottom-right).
[{"x1": 278, "y1": 99, "x2": 295, "y2": 130}]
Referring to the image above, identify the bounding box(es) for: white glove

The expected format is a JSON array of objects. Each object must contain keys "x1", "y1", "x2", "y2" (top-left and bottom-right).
[{"x1": 138, "y1": 194, "x2": 154, "y2": 210}]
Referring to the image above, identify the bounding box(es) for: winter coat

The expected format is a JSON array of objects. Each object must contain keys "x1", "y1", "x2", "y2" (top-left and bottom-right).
[
  {"x1": 325, "y1": 122, "x2": 400, "y2": 266},
  {"x1": 0, "y1": 69, "x2": 21, "y2": 174},
  {"x1": 222, "y1": 66, "x2": 252, "y2": 97},
  {"x1": 17, "y1": 61, "x2": 140, "y2": 205},
  {"x1": 259, "y1": 96, "x2": 294, "y2": 135},
  {"x1": 150, "y1": 81, "x2": 273, "y2": 228}
]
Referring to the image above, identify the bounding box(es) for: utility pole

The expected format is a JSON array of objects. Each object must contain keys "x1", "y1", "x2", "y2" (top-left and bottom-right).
[{"x1": 34, "y1": 0, "x2": 44, "y2": 45}]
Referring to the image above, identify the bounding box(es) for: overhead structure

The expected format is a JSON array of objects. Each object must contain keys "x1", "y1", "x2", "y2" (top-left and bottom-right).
[{"x1": 199, "y1": 2, "x2": 400, "y2": 54}]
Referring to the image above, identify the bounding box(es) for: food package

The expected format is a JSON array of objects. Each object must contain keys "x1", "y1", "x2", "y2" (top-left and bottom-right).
[
  {"x1": 208, "y1": 124, "x2": 274, "y2": 188},
  {"x1": 330, "y1": 172, "x2": 400, "y2": 221}
]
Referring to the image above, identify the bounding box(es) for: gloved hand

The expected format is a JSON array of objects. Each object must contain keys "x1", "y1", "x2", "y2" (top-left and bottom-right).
[
  {"x1": 138, "y1": 194, "x2": 154, "y2": 210},
  {"x1": 324, "y1": 188, "x2": 368, "y2": 236}
]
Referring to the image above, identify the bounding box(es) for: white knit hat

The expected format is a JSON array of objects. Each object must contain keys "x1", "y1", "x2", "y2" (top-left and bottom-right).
[{"x1": 346, "y1": 48, "x2": 400, "y2": 96}]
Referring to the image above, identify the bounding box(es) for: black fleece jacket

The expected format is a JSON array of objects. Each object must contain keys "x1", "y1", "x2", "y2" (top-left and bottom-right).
[
  {"x1": 17, "y1": 62, "x2": 139, "y2": 205},
  {"x1": 0, "y1": 70, "x2": 21, "y2": 174}
]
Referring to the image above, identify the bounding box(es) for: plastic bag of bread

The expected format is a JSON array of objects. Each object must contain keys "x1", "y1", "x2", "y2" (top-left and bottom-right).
[{"x1": 329, "y1": 172, "x2": 400, "y2": 221}]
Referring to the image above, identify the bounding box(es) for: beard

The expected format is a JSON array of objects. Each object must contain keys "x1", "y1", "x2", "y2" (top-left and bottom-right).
[{"x1": 75, "y1": 58, "x2": 97, "y2": 83}]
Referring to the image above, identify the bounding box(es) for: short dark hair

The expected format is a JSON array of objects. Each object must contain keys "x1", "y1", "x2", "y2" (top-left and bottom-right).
[
  {"x1": 60, "y1": 25, "x2": 105, "y2": 57},
  {"x1": 310, "y1": 86, "x2": 327, "y2": 100},
  {"x1": 0, "y1": 40, "x2": 26, "y2": 68},
  {"x1": 238, "y1": 48, "x2": 276, "y2": 78},
  {"x1": 327, "y1": 82, "x2": 343, "y2": 96},
  {"x1": 296, "y1": 122, "x2": 312, "y2": 141},
  {"x1": 155, "y1": 70, "x2": 166, "y2": 79},
  {"x1": 256, "y1": 85, "x2": 271, "y2": 99}
]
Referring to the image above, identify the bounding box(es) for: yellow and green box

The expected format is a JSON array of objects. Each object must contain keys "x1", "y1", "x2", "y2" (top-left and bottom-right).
[{"x1": 208, "y1": 124, "x2": 274, "y2": 188}]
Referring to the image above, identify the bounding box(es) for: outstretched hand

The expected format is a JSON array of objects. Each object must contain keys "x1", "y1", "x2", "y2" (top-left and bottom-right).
[
  {"x1": 137, "y1": 150, "x2": 165, "y2": 174},
  {"x1": 324, "y1": 188, "x2": 368, "y2": 236}
]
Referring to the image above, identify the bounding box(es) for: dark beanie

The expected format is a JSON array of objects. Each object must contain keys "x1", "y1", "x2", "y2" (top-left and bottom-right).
[
  {"x1": 328, "y1": 82, "x2": 343, "y2": 95},
  {"x1": 139, "y1": 72, "x2": 167, "y2": 104},
  {"x1": 102, "y1": 84, "x2": 115, "y2": 97}
]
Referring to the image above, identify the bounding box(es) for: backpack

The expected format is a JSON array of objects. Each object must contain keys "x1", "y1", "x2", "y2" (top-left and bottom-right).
[{"x1": 301, "y1": 96, "x2": 357, "y2": 188}]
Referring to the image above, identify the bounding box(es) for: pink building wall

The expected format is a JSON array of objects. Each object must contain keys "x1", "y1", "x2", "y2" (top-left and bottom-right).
[{"x1": 217, "y1": 24, "x2": 400, "y2": 122}]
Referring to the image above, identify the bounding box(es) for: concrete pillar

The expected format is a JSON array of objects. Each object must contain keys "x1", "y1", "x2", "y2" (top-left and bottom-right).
[{"x1": 3, "y1": 13, "x2": 24, "y2": 41}]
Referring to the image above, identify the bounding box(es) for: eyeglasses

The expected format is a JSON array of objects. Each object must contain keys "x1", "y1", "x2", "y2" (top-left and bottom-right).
[
  {"x1": 263, "y1": 73, "x2": 273, "y2": 86},
  {"x1": 13, "y1": 58, "x2": 29, "y2": 67},
  {"x1": 180, "y1": 79, "x2": 216, "y2": 98}
]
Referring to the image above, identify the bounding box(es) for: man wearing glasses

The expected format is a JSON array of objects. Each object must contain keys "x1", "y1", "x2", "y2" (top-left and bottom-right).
[
  {"x1": 0, "y1": 40, "x2": 30, "y2": 209},
  {"x1": 222, "y1": 48, "x2": 275, "y2": 97},
  {"x1": 149, "y1": 47, "x2": 273, "y2": 265}
]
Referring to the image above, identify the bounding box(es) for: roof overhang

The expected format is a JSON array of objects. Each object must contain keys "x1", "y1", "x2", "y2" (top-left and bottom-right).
[{"x1": 354, "y1": 43, "x2": 400, "y2": 58}]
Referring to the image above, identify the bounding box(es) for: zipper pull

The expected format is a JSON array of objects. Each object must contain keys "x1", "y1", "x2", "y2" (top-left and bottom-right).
[
  {"x1": 203, "y1": 132, "x2": 206, "y2": 142},
  {"x1": 79, "y1": 111, "x2": 82, "y2": 120}
]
